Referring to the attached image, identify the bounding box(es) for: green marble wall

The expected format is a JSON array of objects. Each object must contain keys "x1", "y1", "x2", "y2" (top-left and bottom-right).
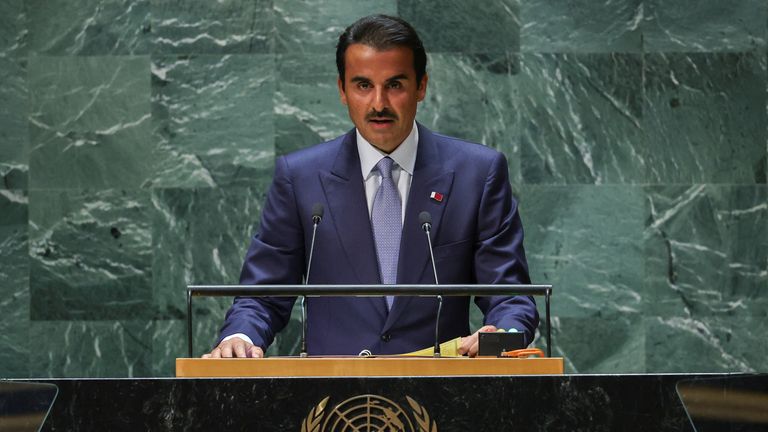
[{"x1": 0, "y1": 0, "x2": 765, "y2": 377}]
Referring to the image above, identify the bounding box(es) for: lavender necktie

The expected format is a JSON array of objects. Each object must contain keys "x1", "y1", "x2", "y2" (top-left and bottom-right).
[{"x1": 371, "y1": 157, "x2": 401, "y2": 310}]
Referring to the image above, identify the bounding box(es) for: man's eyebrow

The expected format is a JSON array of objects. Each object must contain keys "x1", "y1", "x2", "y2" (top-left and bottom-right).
[
  {"x1": 386, "y1": 74, "x2": 408, "y2": 82},
  {"x1": 349, "y1": 74, "x2": 409, "y2": 83}
]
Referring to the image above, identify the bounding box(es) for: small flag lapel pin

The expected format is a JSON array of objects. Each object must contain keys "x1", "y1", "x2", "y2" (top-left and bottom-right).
[{"x1": 430, "y1": 191, "x2": 444, "y2": 202}]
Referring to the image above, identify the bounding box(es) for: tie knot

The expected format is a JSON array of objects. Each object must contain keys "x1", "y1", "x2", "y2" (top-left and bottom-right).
[{"x1": 375, "y1": 157, "x2": 394, "y2": 179}]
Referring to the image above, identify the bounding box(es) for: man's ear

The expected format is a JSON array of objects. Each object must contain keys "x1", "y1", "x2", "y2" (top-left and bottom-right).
[
  {"x1": 417, "y1": 73, "x2": 428, "y2": 102},
  {"x1": 337, "y1": 77, "x2": 348, "y2": 105}
]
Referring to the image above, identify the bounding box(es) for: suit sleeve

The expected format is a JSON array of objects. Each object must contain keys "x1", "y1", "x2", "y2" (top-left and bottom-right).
[
  {"x1": 217, "y1": 156, "x2": 304, "y2": 350},
  {"x1": 472, "y1": 152, "x2": 539, "y2": 345}
]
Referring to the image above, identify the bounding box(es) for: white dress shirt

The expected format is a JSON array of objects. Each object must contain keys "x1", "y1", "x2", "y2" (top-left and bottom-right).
[{"x1": 356, "y1": 121, "x2": 418, "y2": 222}]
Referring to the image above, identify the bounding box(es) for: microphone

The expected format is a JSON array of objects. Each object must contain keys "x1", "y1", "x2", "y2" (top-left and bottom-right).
[
  {"x1": 300, "y1": 203, "x2": 324, "y2": 358},
  {"x1": 311, "y1": 202, "x2": 323, "y2": 225},
  {"x1": 419, "y1": 211, "x2": 442, "y2": 358}
]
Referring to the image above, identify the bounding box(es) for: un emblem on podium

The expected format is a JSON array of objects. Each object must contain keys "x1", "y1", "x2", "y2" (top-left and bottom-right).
[{"x1": 301, "y1": 394, "x2": 438, "y2": 432}]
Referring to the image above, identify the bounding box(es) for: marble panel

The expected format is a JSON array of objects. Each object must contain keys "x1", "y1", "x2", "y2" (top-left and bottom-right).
[
  {"x1": 417, "y1": 53, "x2": 521, "y2": 182},
  {"x1": 0, "y1": 0, "x2": 27, "y2": 58},
  {"x1": 25, "y1": 0, "x2": 150, "y2": 55},
  {"x1": 152, "y1": 0, "x2": 274, "y2": 54},
  {"x1": 150, "y1": 186, "x2": 268, "y2": 321},
  {"x1": 0, "y1": 57, "x2": 29, "y2": 190},
  {"x1": 274, "y1": 53, "x2": 351, "y2": 156},
  {"x1": 643, "y1": 0, "x2": 767, "y2": 52},
  {"x1": 28, "y1": 56, "x2": 153, "y2": 189},
  {"x1": 149, "y1": 54, "x2": 274, "y2": 188},
  {"x1": 520, "y1": 0, "x2": 642, "y2": 53},
  {"x1": 644, "y1": 185, "x2": 767, "y2": 317},
  {"x1": 28, "y1": 320, "x2": 153, "y2": 378},
  {"x1": 643, "y1": 52, "x2": 766, "y2": 184},
  {"x1": 397, "y1": 0, "x2": 519, "y2": 53},
  {"x1": 274, "y1": 0, "x2": 396, "y2": 54},
  {"x1": 645, "y1": 314, "x2": 768, "y2": 372},
  {"x1": 0, "y1": 190, "x2": 30, "y2": 378},
  {"x1": 519, "y1": 185, "x2": 645, "y2": 318},
  {"x1": 549, "y1": 314, "x2": 646, "y2": 373},
  {"x1": 29, "y1": 189, "x2": 153, "y2": 321},
  {"x1": 519, "y1": 53, "x2": 645, "y2": 184}
]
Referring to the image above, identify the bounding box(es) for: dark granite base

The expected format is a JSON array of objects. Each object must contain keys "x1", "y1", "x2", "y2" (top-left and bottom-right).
[{"x1": 23, "y1": 374, "x2": 730, "y2": 431}]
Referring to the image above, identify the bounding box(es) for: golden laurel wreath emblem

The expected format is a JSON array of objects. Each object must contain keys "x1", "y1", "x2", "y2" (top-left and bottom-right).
[{"x1": 300, "y1": 394, "x2": 438, "y2": 432}]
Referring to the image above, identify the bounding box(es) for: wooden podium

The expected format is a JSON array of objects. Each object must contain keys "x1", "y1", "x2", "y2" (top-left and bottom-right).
[{"x1": 175, "y1": 357, "x2": 564, "y2": 377}]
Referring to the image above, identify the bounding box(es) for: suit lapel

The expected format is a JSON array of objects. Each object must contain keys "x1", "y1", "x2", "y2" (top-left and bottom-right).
[
  {"x1": 384, "y1": 124, "x2": 455, "y2": 332},
  {"x1": 319, "y1": 130, "x2": 382, "y2": 290}
]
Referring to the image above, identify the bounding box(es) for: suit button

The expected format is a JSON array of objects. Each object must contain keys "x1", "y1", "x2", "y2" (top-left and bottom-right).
[{"x1": 381, "y1": 334, "x2": 391, "y2": 342}]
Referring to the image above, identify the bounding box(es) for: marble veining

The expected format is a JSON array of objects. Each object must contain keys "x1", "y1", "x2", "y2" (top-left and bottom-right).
[
  {"x1": 151, "y1": 0, "x2": 273, "y2": 54},
  {"x1": 521, "y1": 0, "x2": 643, "y2": 53},
  {"x1": 643, "y1": 52, "x2": 766, "y2": 184},
  {"x1": 25, "y1": 0, "x2": 150, "y2": 56},
  {"x1": 0, "y1": 57, "x2": 29, "y2": 190},
  {"x1": 150, "y1": 54, "x2": 275, "y2": 188},
  {"x1": 642, "y1": 0, "x2": 767, "y2": 52},
  {"x1": 27, "y1": 56, "x2": 153, "y2": 189},
  {"x1": 519, "y1": 53, "x2": 645, "y2": 184},
  {"x1": 399, "y1": 0, "x2": 520, "y2": 53},
  {"x1": 0, "y1": 190, "x2": 30, "y2": 378},
  {"x1": 28, "y1": 189, "x2": 153, "y2": 321}
]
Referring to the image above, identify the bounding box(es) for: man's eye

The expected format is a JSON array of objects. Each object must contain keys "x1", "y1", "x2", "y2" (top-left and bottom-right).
[
  {"x1": 357, "y1": 82, "x2": 371, "y2": 89},
  {"x1": 388, "y1": 81, "x2": 402, "y2": 89}
]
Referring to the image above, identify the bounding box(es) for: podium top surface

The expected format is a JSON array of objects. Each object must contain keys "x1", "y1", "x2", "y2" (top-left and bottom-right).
[{"x1": 175, "y1": 357, "x2": 564, "y2": 378}]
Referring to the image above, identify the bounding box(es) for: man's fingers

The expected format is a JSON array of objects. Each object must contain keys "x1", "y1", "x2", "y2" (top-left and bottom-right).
[
  {"x1": 458, "y1": 335, "x2": 475, "y2": 355},
  {"x1": 458, "y1": 325, "x2": 499, "y2": 356},
  {"x1": 220, "y1": 342, "x2": 234, "y2": 358},
  {"x1": 249, "y1": 346, "x2": 264, "y2": 358},
  {"x1": 233, "y1": 341, "x2": 248, "y2": 358},
  {"x1": 468, "y1": 340, "x2": 480, "y2": 357},
  {"x1": 203, "y1": 338, "x2": 263, "y2": 359}
]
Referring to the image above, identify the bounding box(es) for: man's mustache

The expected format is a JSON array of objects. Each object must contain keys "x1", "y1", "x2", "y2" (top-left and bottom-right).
[{"x1": 366, "y1": 109, "x2": 398, "y2": 120}]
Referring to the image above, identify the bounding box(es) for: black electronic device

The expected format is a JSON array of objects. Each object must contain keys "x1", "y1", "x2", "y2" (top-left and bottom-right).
[{"x1": 477, "y1": 332, "x2": 526, "y2": 357}]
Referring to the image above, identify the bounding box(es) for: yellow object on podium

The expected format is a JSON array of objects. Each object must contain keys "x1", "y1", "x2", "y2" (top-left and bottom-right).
[{"x1": 401, "y1": 337, "x2": 462, "y2": 357}]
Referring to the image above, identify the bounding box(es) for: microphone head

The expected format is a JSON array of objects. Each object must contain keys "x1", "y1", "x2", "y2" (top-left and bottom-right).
[
  {"x1": 419, "y1": 211, "x2": 432, "y2": 230},
  {"x1": 311, "y1": 203, "x2": 324, "y2": 223}
]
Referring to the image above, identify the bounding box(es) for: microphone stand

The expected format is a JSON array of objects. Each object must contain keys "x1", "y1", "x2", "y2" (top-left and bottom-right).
[
  {"x1": 301, "y1": 204, "x2": 323, "y2": 358},
  {"x1": 420, "y1": 211, "x2": 442, "y2": 358}
]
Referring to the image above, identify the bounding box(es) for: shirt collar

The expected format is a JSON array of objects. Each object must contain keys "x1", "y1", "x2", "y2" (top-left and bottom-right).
[{"x1": 357, "y1": 121, "x2": 419, "y2": 179}]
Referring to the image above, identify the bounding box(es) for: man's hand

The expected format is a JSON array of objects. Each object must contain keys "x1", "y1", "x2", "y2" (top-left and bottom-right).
[
  {"x1": 457, "y1": 325, "x2": 497, "y2": 357},
  {"x1": 202, "y1": 337, "x2": 264, "y2": 358}
]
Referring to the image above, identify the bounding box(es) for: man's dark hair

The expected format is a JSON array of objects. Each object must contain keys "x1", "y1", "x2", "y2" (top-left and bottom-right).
[{"x1": 336, "y1": 14, "x2": 427, "y2": 88}]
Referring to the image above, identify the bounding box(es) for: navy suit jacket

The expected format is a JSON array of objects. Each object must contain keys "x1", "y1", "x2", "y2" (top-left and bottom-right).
[{"x1": 219, "y1": 124, "x2": 538, "y2": 355}]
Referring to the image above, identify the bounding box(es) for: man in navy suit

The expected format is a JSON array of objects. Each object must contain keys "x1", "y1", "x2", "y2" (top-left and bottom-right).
[{"x1": 206, "y1": 15, "x2": 538, "y2": 359}]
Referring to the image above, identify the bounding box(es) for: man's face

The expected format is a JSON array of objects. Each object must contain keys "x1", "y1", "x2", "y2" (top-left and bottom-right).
[{"x1": 338, "y1": 44, "x2": 428, "y2": 153}]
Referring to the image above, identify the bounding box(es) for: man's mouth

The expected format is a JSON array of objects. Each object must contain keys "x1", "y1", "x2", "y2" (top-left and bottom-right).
[{"x1": 368, "y1": 118, "x2": 395, "y2": 124}]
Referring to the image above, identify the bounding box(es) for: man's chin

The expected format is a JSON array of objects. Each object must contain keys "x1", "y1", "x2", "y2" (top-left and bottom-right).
[
  {"x1": 357, "y1": 124, "x2": 409, "y2": 152},
  {"x1": 364, "y1": 134, "x2": 400, "y2": 153}
]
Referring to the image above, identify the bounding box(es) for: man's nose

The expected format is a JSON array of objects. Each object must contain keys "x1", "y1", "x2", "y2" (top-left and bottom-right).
[{"x1": 372, "y1": 87, "x2": 389, "y2": 112}]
